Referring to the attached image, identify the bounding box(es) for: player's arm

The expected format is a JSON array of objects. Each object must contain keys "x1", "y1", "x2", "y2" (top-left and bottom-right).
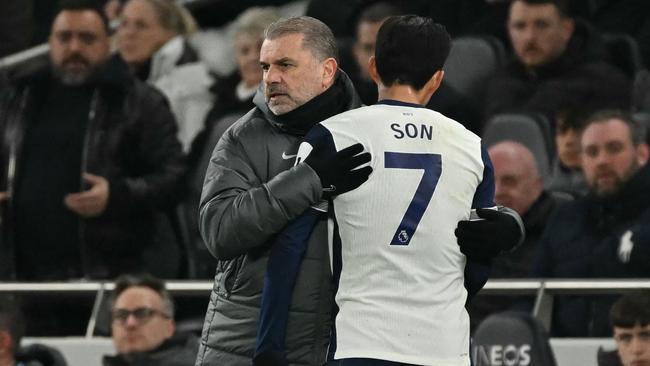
[{"x1": 455, "y1": 145, "x2": 525, "y2": 264}]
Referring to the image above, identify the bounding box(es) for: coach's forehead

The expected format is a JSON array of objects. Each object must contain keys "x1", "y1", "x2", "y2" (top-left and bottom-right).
[{"x1": 261, "y1": 33, "x2": 314, "y2": 61}]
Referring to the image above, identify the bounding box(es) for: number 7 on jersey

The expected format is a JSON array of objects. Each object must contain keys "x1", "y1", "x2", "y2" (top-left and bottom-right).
[{"x1": 384, "y1": 152, "x2": 442, "y2": 246}]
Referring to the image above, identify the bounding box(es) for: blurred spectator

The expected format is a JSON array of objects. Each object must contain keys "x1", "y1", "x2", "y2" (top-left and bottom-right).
[
  {"x1": 468, "y1": 141, "x2": 567, "y2": 329},
  {"x1": 599, "y1": 291, "x2": 650, "y2": 366},
  {"x1": 0, "y1": 0, "x2": 34, "y2": 58},
  {"x1": 342, "y1": 1, "x2": 480, "y2": 132},
  {"x1": 0, "y1": 0, "x2": 184, "y2": 334},
  {"x1": 103, "y1": 274, "x2": 198, "y2": 366},
  {"x1": 184, "y1": 7, "x2": 281, "y2": 278},
  {"x1": 117, "y1": 0, "x2": 214, "y2": 151},
  {"x1": 547, "y1": 106, "x2": 589, "y2": 196},
  {"x1": 483, "y1": 0, "x2": 631, "y2": 123},
  {"x1": 0, "y1": 296, "x2": 68, "y2": 366},
  {"x1": 533, "y1": 110, "x2": 650, "y2": 337}
]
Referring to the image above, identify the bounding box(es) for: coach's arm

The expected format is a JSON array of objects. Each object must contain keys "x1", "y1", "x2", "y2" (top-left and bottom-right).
[{"x1": 199, "y1": 128, "x2": 322, "y2": 260}]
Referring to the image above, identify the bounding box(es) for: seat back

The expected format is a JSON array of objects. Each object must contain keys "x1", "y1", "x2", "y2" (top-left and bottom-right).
[
  {"x1": 481, "y1": 113, "x2": 554, "y2": 181},
  {"x1": 472, "y1": 311, "x2": 558, "y2": 366},
  {"x1": 444, "y1": 36, "x2": 505, "y2": 100},
  {"x1": 602, "y1": 33, "x2": 643, "y2": 79},
  {"x1": 597, "y1": 346, "x2": 623, "y2": 366}
]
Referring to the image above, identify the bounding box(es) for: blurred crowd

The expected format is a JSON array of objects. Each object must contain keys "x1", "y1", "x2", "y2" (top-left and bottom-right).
[{"x1": 1, "y1": 0, "x2": 650, "y2": 364}]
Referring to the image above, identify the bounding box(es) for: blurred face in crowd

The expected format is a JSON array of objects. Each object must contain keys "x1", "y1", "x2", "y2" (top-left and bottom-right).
[
  {"x1": 489, "y1": 141, "x2": 544, "y2": 216},
  {"x1": 353, "y1": 20, "x2": 384, "y2": 80},
  {"x1": 111, "y1": 286, "x2": 174, "y2": 354},
  {"x1": 49, "y1": 10, "x2": 111, "y2": 86},
  {"x1": 508, "y1": 1, "x2": 574, "y2": 70},
  {"x1": 556, "y1": 127, "x2": 581, "y2": 169},
  {"x1": 580, "y1": 119, "x2": 649, "y2": 197},
  {"x1": 614, "y1": 323, "x2": 650, "y2": 366},
  {"x1": 260, "y1": 33, "x2": 336, "y2": 115},
  {"x1": 117, "y1": 0, "x2": 176, "y2": 66},
  {"x1": 235, "y1": 32, "x2": 264, "y2": 89}
]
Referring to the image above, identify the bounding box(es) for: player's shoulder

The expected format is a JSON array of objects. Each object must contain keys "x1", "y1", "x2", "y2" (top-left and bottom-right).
[
  {"x1": 433, "y1": 111, "x2": 481, "y2": 143},
  {"x1": 319, "y1": 105, "x2": 375, "y2": 128}
]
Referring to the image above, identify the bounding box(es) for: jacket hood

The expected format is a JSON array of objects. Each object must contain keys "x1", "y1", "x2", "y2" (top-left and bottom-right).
[{"x1": 253, "y1": 69, "x2": 362, "y2": 136}]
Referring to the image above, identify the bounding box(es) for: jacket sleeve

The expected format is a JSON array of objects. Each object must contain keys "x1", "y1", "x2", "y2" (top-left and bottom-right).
[
  {"x1": 198, "y1": 127, "x2": 322, "y2": 260},
  {"x1": 103, "y1": 85, "x2": 185, "y2": 217},
  {"x1": 531, "y1": 213, "x2": 560, "y2": 278}
]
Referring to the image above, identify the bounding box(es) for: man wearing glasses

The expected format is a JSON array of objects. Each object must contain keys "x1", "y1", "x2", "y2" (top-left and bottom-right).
[{"x1": 103, "y1": 274, "x2": 198, "y2": 366}]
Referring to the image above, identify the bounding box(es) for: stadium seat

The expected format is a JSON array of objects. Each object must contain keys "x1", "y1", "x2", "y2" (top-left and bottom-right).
[
  {"x1": 602, "y1": 33, "x2": 643, "y2": 79},
  {"x1": 633, "y1": 69, "x2": 650, "y2": 113},
  {"x1": 472, "y1": 311, "x2": 558, "y2": 366},
  {"x1": 597, "y1": 346, "x2": 623, "y2": 366},
  {"x1": 481, "y1": 113, "x2": 554, "y2": 181},
  {"x1": 632, "y1": 111, "x2": 650, "y2": 145},
  {"x1": 443, "y1": 36, "x2": 506, "y2": 101},
  {"x1": 16, "y1": 343, "x2": 69, "y2": 366}
]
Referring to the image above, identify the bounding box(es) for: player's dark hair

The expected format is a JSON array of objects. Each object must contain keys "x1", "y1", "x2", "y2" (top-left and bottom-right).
[
  {"x1": 56, "y1": 0, "x2": 110, "y2": 34},
  {"x1": 610, "y1": 291, "x2": 650, "y2": 328},
  {"x1": 374, "y1": 15, "x2": 450, "y2": 90},
  {"x1": 510, "y1": 0, "x2": 570, "y2": 18},
  {"x1": 0, "y1": 296, "x2": 24, "y2": 358}
]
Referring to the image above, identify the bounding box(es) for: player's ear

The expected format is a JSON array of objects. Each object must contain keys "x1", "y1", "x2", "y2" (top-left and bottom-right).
[
  {"x1": 368, "y1": 56, "x2": 381, "y2": 86},
  {"x1": 425, "y1": 70, "x2": 444, "y2": 95}
]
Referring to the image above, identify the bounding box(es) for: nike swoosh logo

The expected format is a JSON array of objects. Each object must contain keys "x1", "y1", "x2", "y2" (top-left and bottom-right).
[
  {"x1": 282, "y1": 152, "x2": 297, "y2": 160},
  {"x1": 323, "y1": 185, "x2": 336, "y2": 192}
]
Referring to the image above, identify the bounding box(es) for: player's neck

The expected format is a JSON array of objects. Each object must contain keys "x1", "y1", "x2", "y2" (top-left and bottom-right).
[{"x1": 376, "y1": 84, "x2": 430, "y2": 106}]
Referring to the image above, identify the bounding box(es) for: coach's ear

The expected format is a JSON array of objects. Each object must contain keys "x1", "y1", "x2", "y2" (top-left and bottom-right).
[
  {"x1": 368, "y1": 56, "x2": 382, "y2": 87},
  {"x1": 321, "y1": 57, "x2": 338, "y2": 88}
]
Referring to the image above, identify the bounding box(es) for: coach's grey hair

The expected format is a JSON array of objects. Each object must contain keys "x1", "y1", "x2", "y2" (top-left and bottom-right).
[{"x1": 264, "y1": 16, "x2": 338, "y2": 61}]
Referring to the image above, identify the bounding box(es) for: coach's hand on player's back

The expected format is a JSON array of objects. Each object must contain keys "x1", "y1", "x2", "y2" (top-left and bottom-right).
[
  {"x1": 304, "y1": 143, "x2": 372, "y2": 199},
  {"x1": 455, "y1": 207, "x2": 525, "y2": 263}
]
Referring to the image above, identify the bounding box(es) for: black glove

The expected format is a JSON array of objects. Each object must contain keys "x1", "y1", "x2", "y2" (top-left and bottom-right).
[
  {"x1": 455, "y1": 207, "x2": 524, "y2": 264},
  {"x1": 304, "y1": 142, "x2": 372, "y2": 199}
]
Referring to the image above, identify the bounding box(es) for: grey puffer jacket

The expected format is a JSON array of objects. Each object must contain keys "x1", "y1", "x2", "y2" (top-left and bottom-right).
[{"x1": 196, "y1": 71, "x2": 362, "y2": 366}]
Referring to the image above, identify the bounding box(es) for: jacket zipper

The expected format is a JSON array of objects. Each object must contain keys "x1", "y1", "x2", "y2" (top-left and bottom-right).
[
  {"x1": 78, "y1": 88, "x2": 100, "y2": 278},
  {"x1": 6, "y1": 88, "x2": 30, "y2": 210}
]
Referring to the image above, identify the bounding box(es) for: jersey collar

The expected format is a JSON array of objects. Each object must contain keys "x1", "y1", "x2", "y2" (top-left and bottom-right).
[{"x1": 376, "y1": 99, "x2": 427, "y2": 109}]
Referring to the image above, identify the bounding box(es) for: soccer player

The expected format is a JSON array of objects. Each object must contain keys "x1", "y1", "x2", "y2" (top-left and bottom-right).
[{"x1": 255, "y1": 15, "x2": 523, "y2": 366}]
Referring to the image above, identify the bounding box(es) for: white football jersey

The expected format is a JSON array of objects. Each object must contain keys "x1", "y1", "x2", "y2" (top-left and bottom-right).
[{"x1": 298, "y1": 100, "x2": 494, "y2": 366}]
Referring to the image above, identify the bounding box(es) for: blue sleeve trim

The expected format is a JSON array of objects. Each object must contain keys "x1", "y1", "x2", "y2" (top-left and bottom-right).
[
  {"x1": 254, "y1": 209, "x2": 323, "y2": 363},
  {"x1": 297, "y1": 123, "x2": 337, "y2": 166},
  {"x1": 472, "y1": 144, "x2": 495, "y2": 209}
]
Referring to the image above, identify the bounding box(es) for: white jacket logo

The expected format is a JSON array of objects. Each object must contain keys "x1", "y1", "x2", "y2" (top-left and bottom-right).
[{"x1": 473, "y1": 344, "x2": 531, "y2": 366}]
